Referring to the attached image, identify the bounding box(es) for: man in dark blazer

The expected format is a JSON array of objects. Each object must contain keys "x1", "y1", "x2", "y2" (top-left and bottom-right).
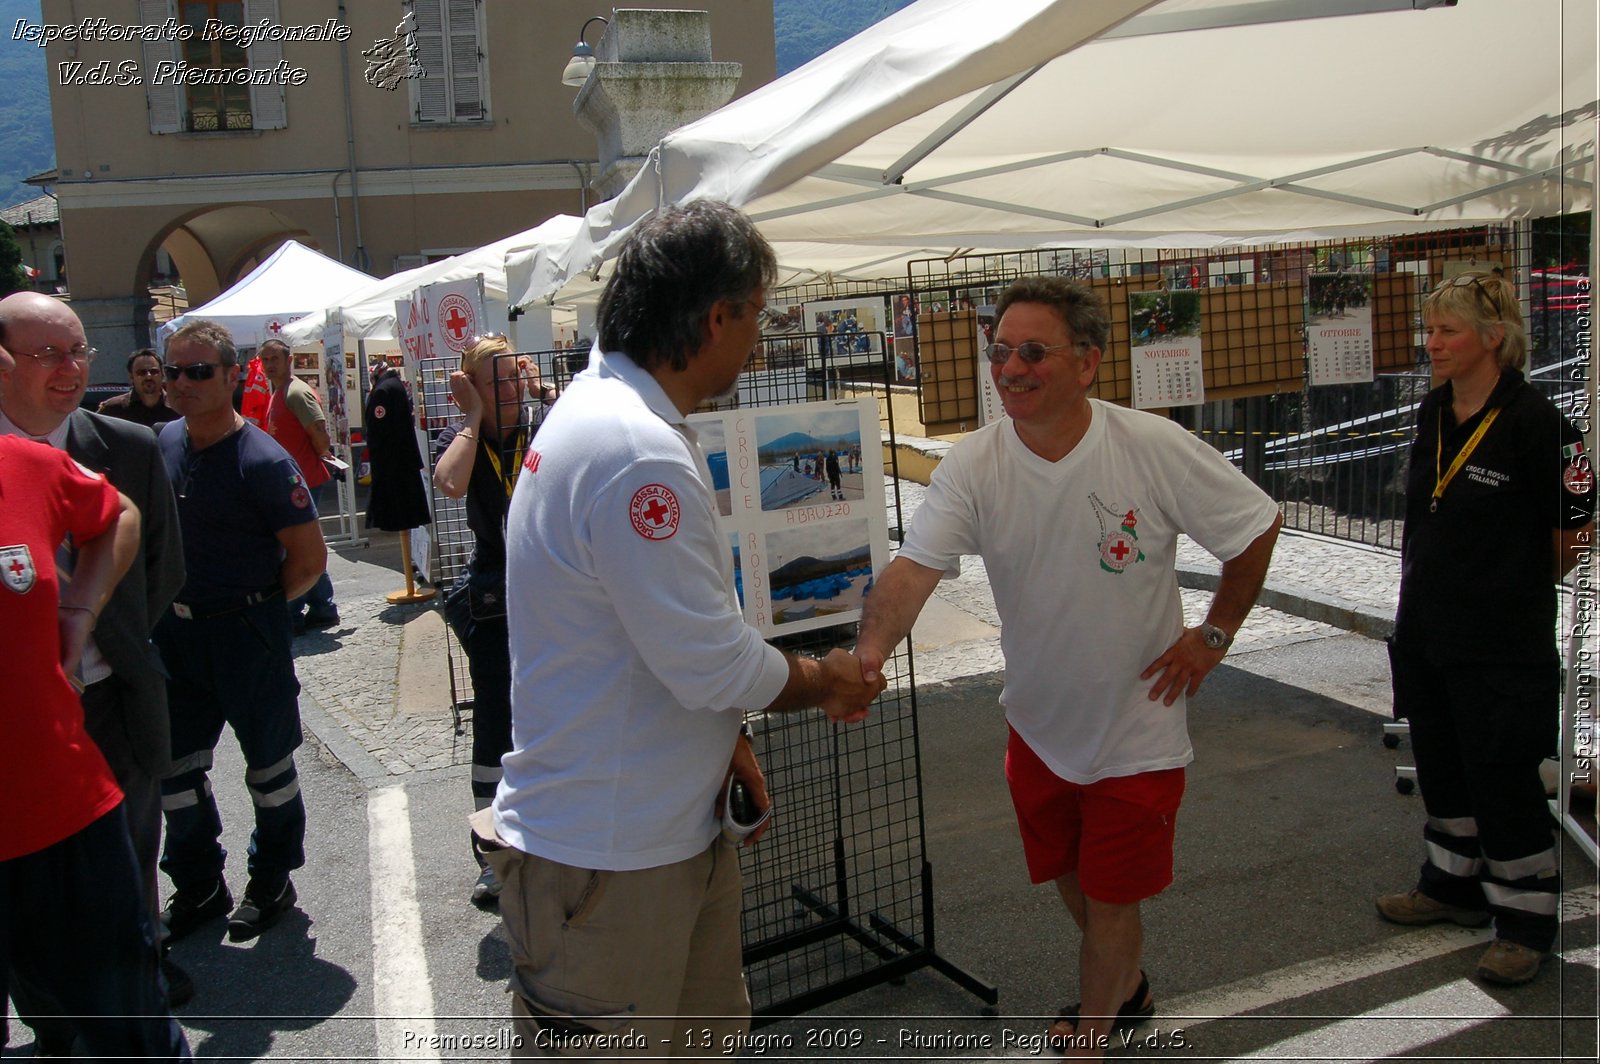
[{"x1": 0, "y1": 292, "x2": 187, "y2": 1037}]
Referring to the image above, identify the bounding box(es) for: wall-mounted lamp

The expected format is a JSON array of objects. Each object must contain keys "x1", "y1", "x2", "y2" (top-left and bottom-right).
[{"x1": 560, "y1": 16, "x2": 610, "y2": 87}]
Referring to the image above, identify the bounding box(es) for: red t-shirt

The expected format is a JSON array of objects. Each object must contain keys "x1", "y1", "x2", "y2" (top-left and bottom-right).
[
  {"x1": 0, "y1": 436, "x2": 124, "y2": 860},
  {"x1": 266, "y1": 376, "x2": 331, "y2": 490}
]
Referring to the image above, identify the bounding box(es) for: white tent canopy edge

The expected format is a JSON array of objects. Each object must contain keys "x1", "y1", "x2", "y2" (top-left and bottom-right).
[
  {"x1": 158, "y1": 239, "x2": 377, "y2": 350},
  {"x1": 507, "y1": 0, "x2": 1594, "y2": 310},
  {"x1": 280, "y1": 214, "x2": 583, "y2": 345}
]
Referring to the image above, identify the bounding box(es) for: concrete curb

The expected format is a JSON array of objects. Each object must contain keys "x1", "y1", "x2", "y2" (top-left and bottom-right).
[{"x1": 1177, "y1": 565, "x2": 1396, "y2": 641}]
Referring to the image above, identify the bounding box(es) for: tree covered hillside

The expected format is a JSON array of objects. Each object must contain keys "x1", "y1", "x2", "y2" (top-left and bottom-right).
[{"x1": 0, "y1": 0, "x2": 53, "y2": 208}]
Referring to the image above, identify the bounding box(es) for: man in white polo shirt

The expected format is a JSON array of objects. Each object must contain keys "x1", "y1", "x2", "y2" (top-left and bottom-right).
[
  {"x1": 478, "y1": 200, "x2": 882, "y2": 1056},
  {"x1": 856, "y1": 276, "x2": 1281, "y2": 1059}
]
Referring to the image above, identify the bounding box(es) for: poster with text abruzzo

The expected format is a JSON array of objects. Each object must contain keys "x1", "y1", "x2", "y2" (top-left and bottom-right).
[
  {"x1": 1129, "y1": 290, "x2": 1205, "y2": 409},
  {"x1": 689, "y1": 398, "x2": 888, "y2": 638},
  {"x1": 1306, "y1": 273, "x2": 1375, "y2": 386}
]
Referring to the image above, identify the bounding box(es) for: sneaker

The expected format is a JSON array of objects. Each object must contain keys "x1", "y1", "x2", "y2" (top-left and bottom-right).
[
  {"x1": 160, "y1": 878, "x2": 233, "y2": 942},
  {"x1": 303, "y1": 610, "x2": 340, "y2": 632},
  {"x1": 1476, "y1": 939, "x2": 1545, "y2": 985},
  {"x1": 470, "y1": 865, "x2": 502, "y2": 910},
  {"x1": 226, "y1": 878, "x2": 297, "y2": 942},
  {"x1": 161, "y1": 952, "x2": 195, "y2": 1009},
  {"x1": 1375, "y1": 889, "x2": 1490, "y2": 927}
]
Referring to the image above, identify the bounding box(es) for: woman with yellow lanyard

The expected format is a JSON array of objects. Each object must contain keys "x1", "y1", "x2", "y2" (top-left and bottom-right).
[
  {"x1": 1377, "y1": 269, "x2": 1594, "y2": 986},
  {"x1": 434, "y1": 333, "x2": 553, "y2": 908}
]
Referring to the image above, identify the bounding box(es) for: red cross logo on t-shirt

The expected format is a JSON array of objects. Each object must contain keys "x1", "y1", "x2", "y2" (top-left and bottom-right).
[{"x1": 629, "y1": 484, "x2": 680, "y2": 541}]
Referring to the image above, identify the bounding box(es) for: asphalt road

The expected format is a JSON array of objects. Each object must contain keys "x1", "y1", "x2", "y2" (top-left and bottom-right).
[{"x1": 5, "y1": 627, "x2": 1595, "y2": 1061}]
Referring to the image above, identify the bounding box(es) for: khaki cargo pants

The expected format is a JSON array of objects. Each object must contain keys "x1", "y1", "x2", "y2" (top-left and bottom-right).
[{"x1": 471, "y1": 808, "x2": 750, "y2": 1060}]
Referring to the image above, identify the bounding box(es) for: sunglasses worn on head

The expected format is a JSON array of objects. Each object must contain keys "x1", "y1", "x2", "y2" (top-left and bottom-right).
[
  {"x1": 1440, "y1": 273, "x2": 1503, "y2": 318},
  {"x1": 986, "y1": 341, "x2": 1077, "y2": 366},
  {"x1": 163, "y1": 362, "x2": 224, "y2": 381}
]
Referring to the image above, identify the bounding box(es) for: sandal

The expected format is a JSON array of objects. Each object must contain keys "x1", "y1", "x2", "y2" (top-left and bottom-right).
[{"x1": 1047, "y1": 970, "x2": 1155, "y2": 1047}]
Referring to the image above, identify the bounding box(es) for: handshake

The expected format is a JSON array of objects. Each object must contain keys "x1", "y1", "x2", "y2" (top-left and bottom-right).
[{"x1": 814, "y1": 647, "x2": 890, "y2": 724}]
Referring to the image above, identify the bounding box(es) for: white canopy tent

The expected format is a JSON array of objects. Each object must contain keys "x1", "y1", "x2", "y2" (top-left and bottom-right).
[
  {"x1": 280, "y1": 214, "x2": 583, "y2": 345},
  {"x1": 158, "y1": 240, "x2": 376, "y2": 349},
  {"x1": 507, "y1": 0, "x2": 1595, "y2": 307}
]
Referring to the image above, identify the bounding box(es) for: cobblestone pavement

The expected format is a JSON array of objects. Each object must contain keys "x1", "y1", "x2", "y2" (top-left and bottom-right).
[
  {"x1": 298, "y1": 478, "x2": 1421, "y2": 778},
  {"x1": 295, "y1": 540, "x2": 468, "y2": 779}
]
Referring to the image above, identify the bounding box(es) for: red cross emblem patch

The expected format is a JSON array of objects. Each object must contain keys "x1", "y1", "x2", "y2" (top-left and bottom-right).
[
  {"x1": 438, "y1": 294, "x2": 476, "y2": 354},
  {"x1": 372, "y1": 404, "x2": 386, "y2": 420},
  {"x1": 629, "y1": 484, "x2": 680, "y2": 541},
  {"x1": 1, "y1": 544, "x2": 37, "y2": 594}
]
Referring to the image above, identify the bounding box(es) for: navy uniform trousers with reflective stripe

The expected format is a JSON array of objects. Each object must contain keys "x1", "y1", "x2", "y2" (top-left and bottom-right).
[
  {"x1": 1392, "y1": 645, "x2": 1561, "y2": 951},
  {"x1": 155, "y1": 599, "x2": 306, "y2": 892}
]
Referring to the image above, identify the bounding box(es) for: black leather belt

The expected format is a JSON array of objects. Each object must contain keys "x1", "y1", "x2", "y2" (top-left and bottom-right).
[{"x1": 171, "y1": 587, "x2": 283, "y2": 620}]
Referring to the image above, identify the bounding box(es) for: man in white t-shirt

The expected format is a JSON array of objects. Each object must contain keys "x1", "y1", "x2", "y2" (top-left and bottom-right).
[
  {"x1": 857, "y1": 276, "x2": 1281, "y2": 1059},
  {"x1": 479, "y1": 200, "x2": 883, "y2": 1055}
]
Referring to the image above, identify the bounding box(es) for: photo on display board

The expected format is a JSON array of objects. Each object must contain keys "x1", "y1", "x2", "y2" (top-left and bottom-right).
[
  {"x1": 688, "y1": 397, "x2": 887, "y2": 638},
  {"x1": 751, "y1": 303, "x2": 806, "y2": 371},
  {"x1": 753, "y1": 407, "x2": 866, "y2": 513},
  {"x1": 803, "y1": 296, "x2": 889, "y2": 366},
  {"x1": 765, "y1": 518, "x2": 873, "y2": 627},
  {"x1": 698, "y1": 419, "x2": 734, "y2": 518},
  {"x1": 892, "y1": 293, "x2": 916, "y2": 338}
]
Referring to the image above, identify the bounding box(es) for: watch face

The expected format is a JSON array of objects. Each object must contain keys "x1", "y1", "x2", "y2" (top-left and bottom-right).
[{"x1": 1203, "y1": 626, "x2": 1227, "y2": 648}]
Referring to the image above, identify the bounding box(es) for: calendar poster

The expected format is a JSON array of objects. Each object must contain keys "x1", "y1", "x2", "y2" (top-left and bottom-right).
[
  {"x1": 1129, "y1": 290, "x2": 1204, "y2": 410},
  {"x1": 975, "y1": 305, "x2": 1006, "y2": 426},
  {"x1": 1306, "y1": 273, "x2": 1375, "y2": 386}
]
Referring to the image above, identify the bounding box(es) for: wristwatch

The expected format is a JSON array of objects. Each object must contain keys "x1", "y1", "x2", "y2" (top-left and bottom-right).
[{"x1": 1199, "y1": 622, "x2": 1233, "y2": 650}]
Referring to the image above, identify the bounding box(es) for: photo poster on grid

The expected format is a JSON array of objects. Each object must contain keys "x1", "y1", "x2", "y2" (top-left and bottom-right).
[
  {"x1": 1306, "y1": 273, "x2": 1375, "y2": 386},
  {"x1": 322, "y1": 320, "x2": 350, "y2": 459},
  {"x1": 976, "y1": 305, "x2": 1005, "y2": 426},
  {"x1": 890, "y1": 293, "x2": 918, "y2": 382},
  {"x1": 1129, "y1": 290, "x2": 1205, "y2": 409},
  {"x1": 802, "y1": 296, "x2": 890, "y2": 371},
  {"x1": 690, "y1": 397, "x2": 889, "y2": 638}
]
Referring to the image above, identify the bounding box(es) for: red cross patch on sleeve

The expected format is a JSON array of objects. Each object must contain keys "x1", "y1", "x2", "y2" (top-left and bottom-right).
[
  {"x1": 373, "y1": 405, "x2": 386, "y2": 419},
  {"x1": 629, "y1": 484, "x2": 680, "y2": 540}
]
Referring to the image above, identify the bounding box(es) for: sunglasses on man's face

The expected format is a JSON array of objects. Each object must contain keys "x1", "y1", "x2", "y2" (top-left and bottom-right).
[
  {"x1": 163, "y1": 362, "x2": 225, "y2": 381},
  {"x1": 986, "y1": 341, "x2": 1078, "y2": 366}
]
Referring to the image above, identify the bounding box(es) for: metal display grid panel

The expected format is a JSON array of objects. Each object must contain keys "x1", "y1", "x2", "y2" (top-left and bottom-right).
[
  {"x1": 417, "y1": 350, "x2": 536, "y2": 733},
  {"x1": 427, "y1": 336, "x2": 994, "y2": 1018},
  {"x1": 886, "y1": 226, "x2": 1568, "y2": 551}
]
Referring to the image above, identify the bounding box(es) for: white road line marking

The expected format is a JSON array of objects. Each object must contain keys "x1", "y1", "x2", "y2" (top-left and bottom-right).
[
  {"x1": 369, "y1": 786, "x2": 440, "y2": 1062},
  {"x1": 1164, "y1": 886, "x2": 1597, "y2": 1029},
  {"x1": 1234, "y1": 981, "x2": 1508, "y2": 1061}
]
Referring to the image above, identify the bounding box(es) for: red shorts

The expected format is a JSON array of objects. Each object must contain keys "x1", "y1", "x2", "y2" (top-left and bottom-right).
[{"x1": 1004, "y1": 725, "x2": 1185, "y2": 905}]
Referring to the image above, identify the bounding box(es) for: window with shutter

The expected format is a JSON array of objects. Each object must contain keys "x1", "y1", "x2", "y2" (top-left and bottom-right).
[
  {"x1": 177, "y1": 1, "x2": 252, "y2": 130},
  {"x1": 244, "y1": 0, "x2": 287, "y2": 129},
  {"x1": 140, "y1": 0, "x2": 183, "y2": 133},
  {"x1": 408, "y1": 0, "x2": 488, "y2": 125}
]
